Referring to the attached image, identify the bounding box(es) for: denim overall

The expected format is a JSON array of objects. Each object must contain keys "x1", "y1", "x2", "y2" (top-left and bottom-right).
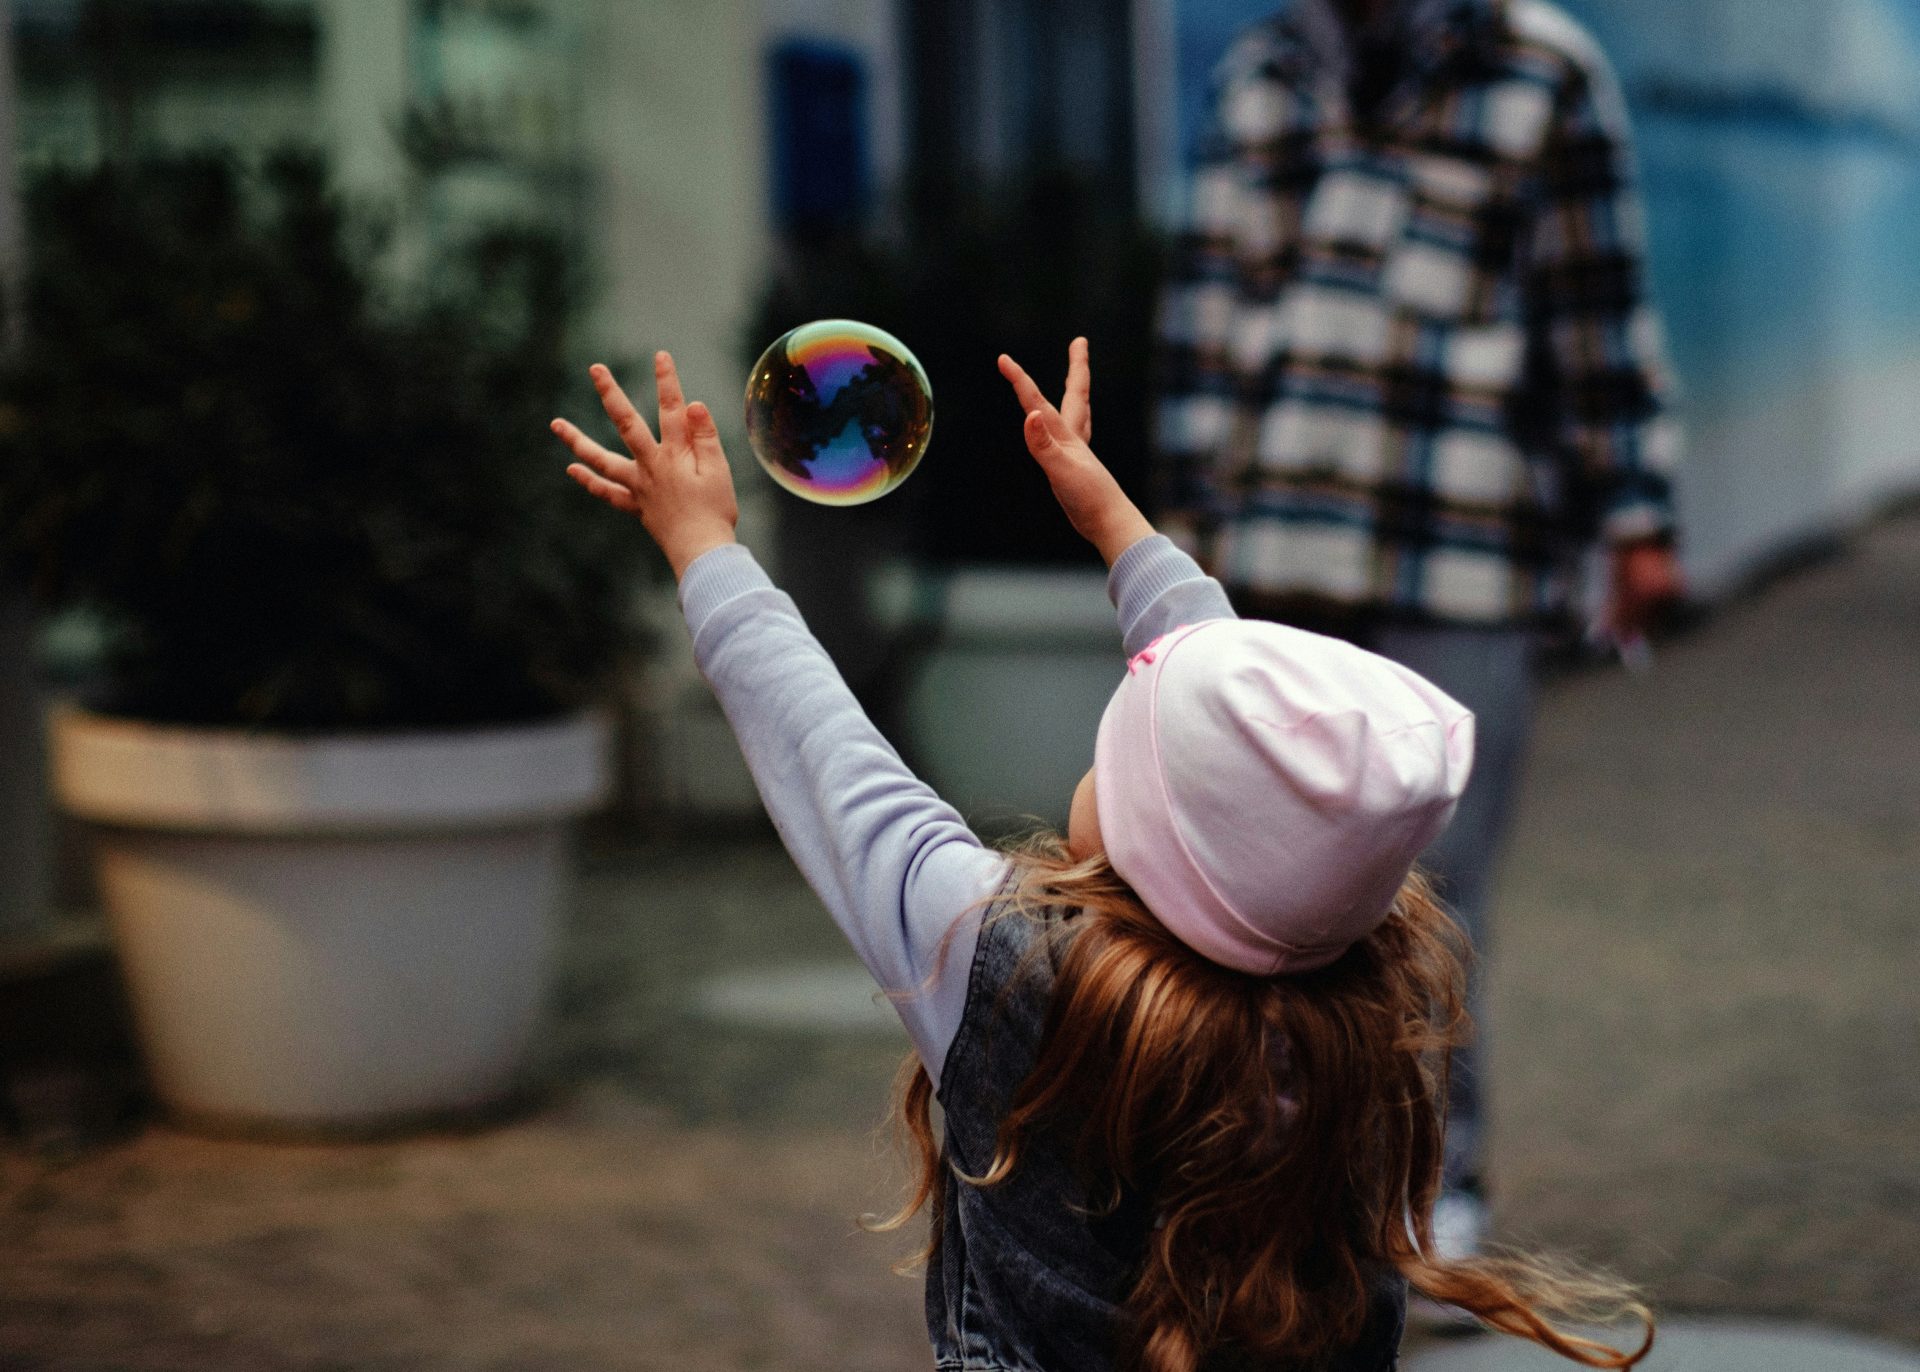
[{"x1": 929, "y1": 903, "x2": 1406, "y2": 1371}]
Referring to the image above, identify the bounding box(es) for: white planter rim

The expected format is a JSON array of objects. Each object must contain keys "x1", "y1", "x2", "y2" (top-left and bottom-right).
[{"x1": 51, "y1": 705, "x2": 613, "y2": 835}]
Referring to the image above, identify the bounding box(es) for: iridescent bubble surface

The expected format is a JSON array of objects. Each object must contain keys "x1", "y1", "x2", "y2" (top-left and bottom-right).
[{"x1": 744, "y1": 320, "x2": 933, "y2": 506}]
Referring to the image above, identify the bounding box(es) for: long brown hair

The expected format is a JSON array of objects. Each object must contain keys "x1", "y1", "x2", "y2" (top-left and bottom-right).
[{"x1": 873, "y1": 840, "x2": 1653, "y2": 1371}]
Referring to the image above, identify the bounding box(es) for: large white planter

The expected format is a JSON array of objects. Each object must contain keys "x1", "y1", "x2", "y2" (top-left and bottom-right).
[{"x1": 49, "y1": 707, "x2": 611, "y2": 1133}]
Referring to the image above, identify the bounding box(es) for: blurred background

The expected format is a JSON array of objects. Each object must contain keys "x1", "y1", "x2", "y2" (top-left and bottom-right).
[{"x1": 0, "y1": 2, "x2": 1915, "y2": 1370}]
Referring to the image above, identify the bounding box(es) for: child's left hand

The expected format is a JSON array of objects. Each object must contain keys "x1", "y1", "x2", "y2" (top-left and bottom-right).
[
  {"x1": 552, "y1": 352, "x2": 739, "y2": 578},
  {"x1": 998, "y1": 340, "x2": 1154, "y2": 568}
]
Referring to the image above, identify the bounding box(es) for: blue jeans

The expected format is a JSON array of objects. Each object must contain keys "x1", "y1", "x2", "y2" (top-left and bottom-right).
[{"x1": 1371, "y1": 625, "x2": 1537, "y2": 1194}]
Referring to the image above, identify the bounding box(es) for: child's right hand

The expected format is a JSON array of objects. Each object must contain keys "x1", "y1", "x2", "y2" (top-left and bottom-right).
[
  {"x1": 998, "y1": 339, "x2": 1155, "y2": 568},
  {"x1": 552, "y1": 352, "x2": 740, "y2": 579}
]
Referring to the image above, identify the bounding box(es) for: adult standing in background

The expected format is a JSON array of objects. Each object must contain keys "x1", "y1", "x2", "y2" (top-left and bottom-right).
[{"x1": 1153, "y1": 0, "x2": 1684, "y2": 1271}]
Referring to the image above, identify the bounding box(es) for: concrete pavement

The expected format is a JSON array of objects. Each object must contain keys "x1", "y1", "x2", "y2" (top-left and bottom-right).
[{"x1": 1407, "y1": 1321, "x2": 1920, "y2": 1371}]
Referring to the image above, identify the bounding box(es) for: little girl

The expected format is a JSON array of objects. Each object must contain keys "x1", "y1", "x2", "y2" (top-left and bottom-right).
[{"x1": 552, "y1": 341, "x2": 1652, "y2": 1372}]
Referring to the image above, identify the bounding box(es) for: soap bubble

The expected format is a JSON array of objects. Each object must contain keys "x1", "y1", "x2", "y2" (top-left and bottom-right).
[{"x1": 744, "y1": 319, "x2": 933, "y2": 506}]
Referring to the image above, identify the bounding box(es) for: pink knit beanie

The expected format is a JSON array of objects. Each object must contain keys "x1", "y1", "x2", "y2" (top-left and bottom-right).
[{"x1": 1093, "y1": 620, "x2": 1475, "y2": 975}]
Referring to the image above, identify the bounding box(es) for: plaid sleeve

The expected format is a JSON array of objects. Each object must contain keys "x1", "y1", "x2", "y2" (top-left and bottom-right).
[
  {"x1": 1524, "y1": 49, "x2": 1681, "y2": 544},
  {"x1": 1152, "y1": 64, "x2": 1264, "y2": 522}
]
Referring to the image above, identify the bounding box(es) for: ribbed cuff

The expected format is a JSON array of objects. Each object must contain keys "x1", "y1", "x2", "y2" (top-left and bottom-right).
[
  {"x1": 1109, "y1": 534, "x2": 1207, "y2": 632},
  {"x1": 677, "y1": 543, "x2": 776, "y2": 635}
]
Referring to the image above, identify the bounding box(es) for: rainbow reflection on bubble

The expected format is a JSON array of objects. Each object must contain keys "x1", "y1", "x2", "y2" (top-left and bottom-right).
[{"x1": 744, "y1": 320, "x2": 933, "y2": 507}]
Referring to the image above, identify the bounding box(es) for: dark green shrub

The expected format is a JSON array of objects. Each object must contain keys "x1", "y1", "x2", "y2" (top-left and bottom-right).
[{"x1": 0, "y1": 151, "x2": 644, "y2": 730}]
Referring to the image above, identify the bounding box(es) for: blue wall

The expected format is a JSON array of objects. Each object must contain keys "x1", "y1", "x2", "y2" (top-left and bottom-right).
[{"x1": 1561, "y1": 0, "x2": 1920, "y2": 584}]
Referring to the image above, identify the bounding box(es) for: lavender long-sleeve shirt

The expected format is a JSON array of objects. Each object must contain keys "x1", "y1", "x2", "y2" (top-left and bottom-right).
[{"x1": 678, "y1": 534, "x2": 1236, "y2": 1081}]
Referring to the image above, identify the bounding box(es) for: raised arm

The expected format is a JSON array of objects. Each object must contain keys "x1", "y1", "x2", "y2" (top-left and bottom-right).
[
  {"x1": 678, "y1": 548, "x2": 1007, "y2": 1077},
  {"x1": 997, "y1": 342, "x2": 1237, "y2": 656},
  {"x1": 553, "y1": 354, "x2": 1006, "y2": 1079}
]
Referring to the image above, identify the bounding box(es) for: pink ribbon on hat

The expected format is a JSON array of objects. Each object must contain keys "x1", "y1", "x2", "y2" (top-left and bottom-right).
[{"x1": 1126, "y1": 632, "x2": 1173, "y2": 676}]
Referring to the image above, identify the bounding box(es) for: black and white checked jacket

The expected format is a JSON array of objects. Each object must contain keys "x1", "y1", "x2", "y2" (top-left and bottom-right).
[{"x1": 1155, "y1": 0, "x2": 1679, "y2": 626}]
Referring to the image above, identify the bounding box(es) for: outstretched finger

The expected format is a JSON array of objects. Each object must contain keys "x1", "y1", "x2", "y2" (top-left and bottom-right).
[
  {"x1": 567, "y1": 463, "x2": 641, "y2": 513},
  {"x1": 551, "y1": 417, "x2": 637, "y2": 486},
  {"x1": 997, "y1": 353, "x2": 1055, "y2": 422},
  {"x1": 1022, "y1": 407, "x2": 1079, "y2": 464},
  {"x1": 686, "y1": 401, "x2": 727, "y2": 472},
  {"x1": 1061, "y1": 337, "x2": 1092, "y2": 443},
  {"x1": 653, "y1": 350, "x2": 688, "y2": 449},
  {"x1": 590, "y1": 365, "x2": 657, "y2": 462}
]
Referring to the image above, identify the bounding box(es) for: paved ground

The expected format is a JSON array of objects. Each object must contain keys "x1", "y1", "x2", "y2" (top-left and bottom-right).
[
  {"x1": 1, "y1": 514, "x2": 1917, "y2": 1370},
  {"x1": 1408, "y1": 1320, "x2": 1920, "y2": 1371}
]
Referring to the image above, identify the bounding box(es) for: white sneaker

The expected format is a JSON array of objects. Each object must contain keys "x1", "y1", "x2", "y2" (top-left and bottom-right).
[
  {"x1": 1429, "y1": 1188, "x2": 1488, "y2": 1262},
  {"x1": 1407, "y1": 1189, "x2": 1489, "y2": 1332}
]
